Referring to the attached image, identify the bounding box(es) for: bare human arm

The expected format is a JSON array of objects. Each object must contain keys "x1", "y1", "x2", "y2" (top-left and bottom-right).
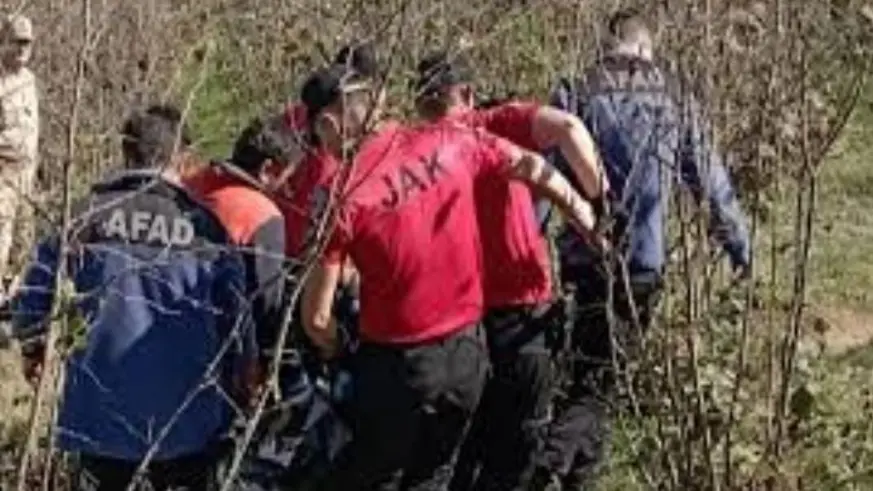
[
  {"x1": 301, "y1": 259, "x2": 342, "y2": 359},
  {"x1": 511, "y1": 151, "x2": 605, "y2": 250},
  {"x1": 475, "y1": 101, "x2": 608, "y2": 201},
  {"x1": 679, "y1": 96, "x2": 751, "y2": 276},
  {"x1": 479, "y1": 133, "x2": 605, "y2": 250},
  {"x1": 530, "y1": 106, "x2": 609, "y2": 200}
]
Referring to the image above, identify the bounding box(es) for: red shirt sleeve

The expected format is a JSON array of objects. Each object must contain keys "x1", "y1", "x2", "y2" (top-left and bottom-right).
[
  {"x1": 474, "y1": 102, "x2": 540, "y2": 150},
  {"x1": 321, "y1": 207, "x2": 354, "y2": 265},
  {"x1": 470, "y1": 128, "x2": 519, "y2": 179}
]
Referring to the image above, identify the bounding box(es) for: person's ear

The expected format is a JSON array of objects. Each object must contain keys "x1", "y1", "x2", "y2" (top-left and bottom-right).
[{"x1": 173, "y1": 149, "x2": 199, "y2": 176}]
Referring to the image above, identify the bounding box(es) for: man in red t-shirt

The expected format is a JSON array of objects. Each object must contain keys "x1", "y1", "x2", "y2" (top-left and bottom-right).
[
  {"x1": 268, "y1": 45, "x2": 383, "y2": 371},
  {"x1": 298, "y1": 64, "x2": 603, "y2": 490},
  {"x1": 412, "y1": 51, "x2": 608, "y2": 491},
  {"x1": 268, "y1": 43, "x2": 385, "y2": 309},
  {"x1": 268, "y1": 41, "x2": 383, "y2": 210}
]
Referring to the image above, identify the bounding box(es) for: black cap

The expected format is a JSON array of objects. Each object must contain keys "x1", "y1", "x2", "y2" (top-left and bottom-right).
[
  {"x1": 333, "y1": 41, "x2": 378, "y2": 78},
  {"x1": 300, "y1": 64, "x2": 372, "y2": 118},
  {"x1": 415, "y1": 51, "x2": 474, "y2": 97},
  {"x1": 300, "y1": 64, "x2": 346, "y2": 118}
]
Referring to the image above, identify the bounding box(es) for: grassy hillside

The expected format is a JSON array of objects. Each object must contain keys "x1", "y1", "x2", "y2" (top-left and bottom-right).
[
  {"x1": 809, "y1": 91, "x2": 873, "y2": 311},
  {"x1": 788, "y1": 88, "x2": 873, "y2": 362}
]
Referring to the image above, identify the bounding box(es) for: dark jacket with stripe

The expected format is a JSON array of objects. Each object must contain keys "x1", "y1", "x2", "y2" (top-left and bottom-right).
[
  {"x1": 184, "y1": 164, "x2": 287, "y2": 358},
  {"x1": 184, "y1": 164, "x2": 318, "y2": 413},
  {"x1": 12, "y1": 169, "x2": 255, "y2": 461}
]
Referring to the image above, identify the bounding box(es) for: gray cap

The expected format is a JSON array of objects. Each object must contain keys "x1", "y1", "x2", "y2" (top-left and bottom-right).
[{"x1": 4, "y1": 15, "x2": 33, "y2": 41}]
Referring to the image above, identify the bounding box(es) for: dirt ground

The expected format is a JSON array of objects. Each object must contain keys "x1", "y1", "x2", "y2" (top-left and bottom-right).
[{"x1": 808, "y1": 304, "x2": 873, "y2": 356}]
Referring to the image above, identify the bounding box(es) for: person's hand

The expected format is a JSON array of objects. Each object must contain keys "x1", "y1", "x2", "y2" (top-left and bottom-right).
[
  {"x1": 309, "y1": 318, "x2": 340, "y2": 361},
  {"x1": 593, "y1": 234, "x2": 612, "y2": 256},
  {"x1": 240, "y1": 360, "x2": 267, "y2": 412},
  {"x1": 22, "y1": 356, "x2": 42, "y2": 387},
  {"x1": 571, "y1": 223, "x2": 612, "y2": 258}
]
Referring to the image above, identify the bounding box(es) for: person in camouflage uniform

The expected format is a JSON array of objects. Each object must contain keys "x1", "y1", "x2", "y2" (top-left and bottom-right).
[{"x1": 0, "y1": 14, "x2": 38, "y2": 299}]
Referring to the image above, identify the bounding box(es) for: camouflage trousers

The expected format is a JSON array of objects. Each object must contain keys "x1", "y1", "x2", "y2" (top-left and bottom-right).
[{"x1": 0, "y1": 162, "x2": 36, "y2": 295}]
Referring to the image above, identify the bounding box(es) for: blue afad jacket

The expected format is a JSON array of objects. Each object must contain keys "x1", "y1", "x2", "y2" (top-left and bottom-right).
[
  {"x1": 543, "y1": 54, "x2": 751, "y2": 276},
  {"x1": 12, "y1": 170, "x2": 256, "y2": 462}
]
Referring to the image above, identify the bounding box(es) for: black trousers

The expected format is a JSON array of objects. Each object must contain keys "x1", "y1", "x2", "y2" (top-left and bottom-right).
[
  {"x1": 71, "y1": 445, "x2": 226, "y2": 491},
  {"x1": 321, "y1": 323, "x2": 489, "y2": 491},
  {"x1": 449, "y1": 304, "x2": 554, "y2": 491},
  {"x1": 534, "y1": 268, "x2": 661, "y2": 490}
]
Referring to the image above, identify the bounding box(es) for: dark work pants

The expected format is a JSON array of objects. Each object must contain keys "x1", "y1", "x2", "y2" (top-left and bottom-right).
[
  {"x1": 71, "y1": 445, "x2": 226, "y2": 491},
  {"x1": 321, "y1": 323, "x2": 489, "y2": 491},
  {"x1": 449, "y1": 304, "x2": 554, "y2": 491},
  {"x1": 534, "y1": 269, "x2": 661, "y2": 490}
]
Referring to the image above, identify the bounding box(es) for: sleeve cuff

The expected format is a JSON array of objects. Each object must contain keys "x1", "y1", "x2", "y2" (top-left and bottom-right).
[{"x1": 724, "y1": 240, "x2": 751, "y2": 270}]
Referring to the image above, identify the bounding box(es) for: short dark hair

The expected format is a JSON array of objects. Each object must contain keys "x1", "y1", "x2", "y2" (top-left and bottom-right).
[
  {"x1": 231, "y1": 115, "x2": 301, "y2": 175},
  {"x1": 121, "y1": 104, "x2": 191, "y2": 169},
  {"x1": 414, "y1": 51, "x2": 474, "y2": 99},
  {"x1": 333, "y1": 41, "x2": 378, "y2": 79},
  {"x1": 300, "y1": 63, "x2": 372, "y2": 119},
  {"x1": 607, "y1": 8, "x2": 651, "y2": 45}
]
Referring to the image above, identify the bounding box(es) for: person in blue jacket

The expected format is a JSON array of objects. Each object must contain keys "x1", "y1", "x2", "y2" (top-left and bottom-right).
[
  {"x1": 11, "y1": 104, "x2": 256, "y2": 491},
  {"x1": 532, "y1": 9, "x2": 753, "y2": 490}
]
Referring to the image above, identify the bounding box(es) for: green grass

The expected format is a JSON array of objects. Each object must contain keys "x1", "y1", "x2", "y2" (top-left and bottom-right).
[
  {"x1": 816, "y1": 95, "x2": 873, "y2": 364},
  {"x1": 806, "y1": 91, "x2": 873, "y2": 310},
  {"x1": 180, "y1": 52, "x2": 290, "y2": 160},
  {"x1": 750, "y1": 85, "x2": 873, "y2": 319},
  {"x1": 187, "y1": 68, "x2": 252, "y2": 159},
  {"x1": 185, "y1": 66, "x2": 266, "y2": 160}
]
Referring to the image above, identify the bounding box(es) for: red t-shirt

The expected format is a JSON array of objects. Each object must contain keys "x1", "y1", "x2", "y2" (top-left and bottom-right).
[
  {"x1": 322, "y1": 121, "x2": 515, "y2": 345},
  {"x1": 266, "y1": 101, "x2": 327, "y2": 258},
  {"x1": 284, "y1": 101, "x2": 308, "y2": 132},
  {"x1": 270, "y1": 119, "x2": 399, "y2": 260},
  {"x1": 273, "y1": 148, "x2": 341, "y2": 259},
  {"x1": 451, "y1": 103, "x2": 540, "y2": 150},
  {"x1": 449, "y1": 103, "x2": 553, "y2": 308}
]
